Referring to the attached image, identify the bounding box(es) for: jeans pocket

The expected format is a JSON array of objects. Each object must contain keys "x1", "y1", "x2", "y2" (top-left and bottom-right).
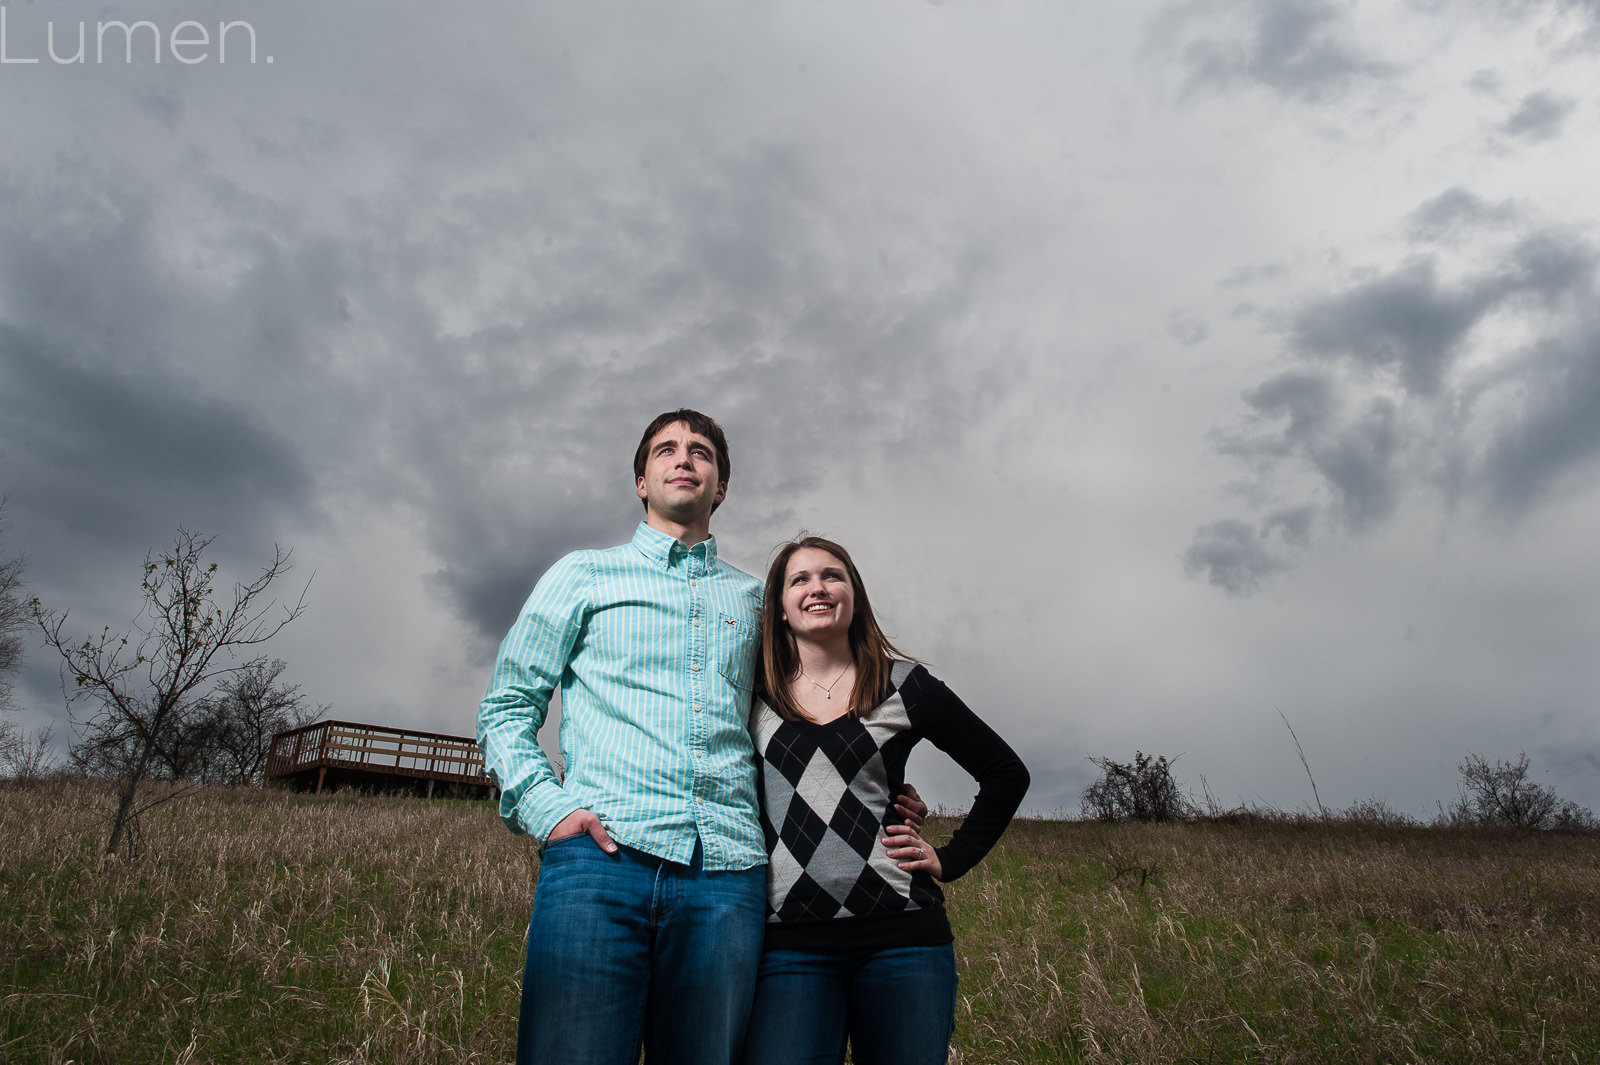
[{"x1": 541, "y1": 831, "x2": 597, "y2": 857}]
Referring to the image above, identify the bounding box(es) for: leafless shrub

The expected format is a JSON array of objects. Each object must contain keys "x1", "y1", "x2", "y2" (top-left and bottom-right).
[
  {"x1": 1336, "y1": 796, "x2": 1416, "y2": 827},
  {"x1": 1, "y1": 498, "x2": 28, "y2": 758},
  {"x1": 1552, "y1": 801, "x2": 1599, "y2": 833},
  {"x1": 152, "y1": 659, "x2": 325, "y2": 786},
  {"x1": 1, "y1": 722, "x2": 56, "y2": 781},
  {"x1": 1447, "y1": 752, "x2": 1591, "y2": 830},
  {"x1": 1081, "y1": 751, "x2": 1193, "y2": 823}
]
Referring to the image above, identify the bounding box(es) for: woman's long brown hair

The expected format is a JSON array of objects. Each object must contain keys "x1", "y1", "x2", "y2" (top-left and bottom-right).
[{"x1": 757, "y1": 536, "x2": 912, "y2": 723}]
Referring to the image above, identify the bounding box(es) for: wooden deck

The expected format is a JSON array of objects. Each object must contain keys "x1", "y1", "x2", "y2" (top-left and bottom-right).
[{"x1": 265, "y1": 720, "x2": 497, "y2": 799}]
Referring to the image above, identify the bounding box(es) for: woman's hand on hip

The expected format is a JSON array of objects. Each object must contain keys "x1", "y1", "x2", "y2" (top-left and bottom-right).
[{"x1": 882, "y1": 822, "x2": 942, "y2": 879}]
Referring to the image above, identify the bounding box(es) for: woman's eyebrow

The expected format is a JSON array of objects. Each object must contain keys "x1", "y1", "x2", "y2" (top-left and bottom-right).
[{"x1": 790, "y1": 567, "x2": 847, "y2": 582}]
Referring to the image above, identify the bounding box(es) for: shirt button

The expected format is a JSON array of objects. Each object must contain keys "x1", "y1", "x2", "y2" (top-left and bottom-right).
[
  {"x1": 693, "y1": 618, "x2": 701, "y2": 626},
  {"x1": 691, "y1": 663, "x2": 701, "y2": 672},
  {"x1": 693, "y1": 703, "x2": 703, "y2": 712},
  {"x1": 689, "y1": 578, "x2": 697, "y2": 586}
]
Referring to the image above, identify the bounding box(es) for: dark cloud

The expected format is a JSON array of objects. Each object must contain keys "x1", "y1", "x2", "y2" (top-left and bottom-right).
[
  {"x1": 1503, "y1": 91, "x2": 1577, "y2": 141},
  {"x1": 1158, "y1": 0, "x2": 1396, "y2": 104},
  {"x1": 1182, "y1": 518, "x2": 1292, "y2": 594},
  {"x1": 1406, "y1": 188, "x2": 1518, "y2": 242},
  {"x1": 397, "y1": 146, "x2": 1005, "y2": 642},
  {"x1": 1218, "y1": 372, "x2": 1400, "y2": 532},
  {"x1": 1481, "y1": 312, "x2": 1600, "y2": 514},
  {"x1": 1290, "y1": 233, "x2": 1594, "y2": 395},
  {"x1": 1306, "y1": 398, "x2": 1400, "y2": 531},
  {"x1": 1261, "y1": 504, "x2": 1316, "y2": 546},
  {"x1": 3, "y1": 121, "x2": 1007, "y2": 651},
  {"x1": 0, "y1": 330, "x2": 313, "y2": 556},
  {"x1": 1191, "y1": 197, "x2": 1600, "y2": 593},
  {"x1": 1289, "y1": 261, "x2": 1487, "y2": 396},
  {"x1": 1238, "y1": 370, "x2": 1336, "y2": 444}
]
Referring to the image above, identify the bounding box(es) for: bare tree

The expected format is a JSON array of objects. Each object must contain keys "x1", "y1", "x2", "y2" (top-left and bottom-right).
[
  {"x1": 34, "y1": 529, "x2": 308, "y2": 858},
  {"x1": 184, "y1": 659, "x2": 325, "y2": 786},
  {"x1": 1452, "y1": 752, "x2": 1563, "y2": 829},
  {"x1": 1081, "y1": 751, "x2": 1192, "y2": 823},
  {"x1": 0, "y1": 500, "x2": 25, "y2": 716},
  {"x1": 1, "y1": 499, "x2": 30, "y2": 769}
]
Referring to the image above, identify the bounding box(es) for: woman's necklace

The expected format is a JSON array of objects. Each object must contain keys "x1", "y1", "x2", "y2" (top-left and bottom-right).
[{"x1": 799, "y1": 663, "x2": 852, "y2": 700}]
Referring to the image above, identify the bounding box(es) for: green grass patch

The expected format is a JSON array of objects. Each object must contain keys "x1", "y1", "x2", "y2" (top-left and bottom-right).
[{"x1": 4, "y1": 782, "x2": 1598, "y2": 1063}]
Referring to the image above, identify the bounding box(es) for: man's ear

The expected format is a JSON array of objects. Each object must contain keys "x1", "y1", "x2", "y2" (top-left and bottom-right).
[
  {"x1": 713, "y1": 481, "x2": 727, "y2": 507},
  {"x1": 637, "y1": 476, "x2": 649, "y2": 502}
]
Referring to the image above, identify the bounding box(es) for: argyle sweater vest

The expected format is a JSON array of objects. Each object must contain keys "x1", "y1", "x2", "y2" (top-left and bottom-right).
[{"x1": 751, "y1": 661, "x2": 1030, "y2": 953}]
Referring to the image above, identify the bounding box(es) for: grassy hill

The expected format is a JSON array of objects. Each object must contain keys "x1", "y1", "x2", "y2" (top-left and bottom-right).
[{"x1": 3, "y1": 780, "x2": 1597, "y2": 1063}]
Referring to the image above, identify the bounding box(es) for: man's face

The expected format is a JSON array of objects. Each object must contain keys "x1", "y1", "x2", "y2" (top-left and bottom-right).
[{"x1": 635, "y1": 421, "x2": 727, "y2": 525}]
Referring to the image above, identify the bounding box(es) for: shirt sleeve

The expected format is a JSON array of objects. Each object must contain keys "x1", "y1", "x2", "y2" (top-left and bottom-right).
[
  {"x1": 476, "y1": 551, "x2": 592, "y2": 840},
  {"x1": 902, "y1": 666, "x2": 1031, "y2": 882}
]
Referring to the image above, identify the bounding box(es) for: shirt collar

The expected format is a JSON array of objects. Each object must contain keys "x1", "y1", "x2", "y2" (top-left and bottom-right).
[{"x1": 631, "y1": 521, "x2": 719, "y2": 570}]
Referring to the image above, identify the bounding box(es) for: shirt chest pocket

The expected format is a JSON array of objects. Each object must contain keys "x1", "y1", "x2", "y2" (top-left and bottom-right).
[{"x1": 712, "y1": 612, "x2": 756, "y2": 692}]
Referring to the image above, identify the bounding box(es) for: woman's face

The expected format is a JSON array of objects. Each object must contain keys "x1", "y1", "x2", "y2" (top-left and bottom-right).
[{"x1": 780, "y1": 547, "x2": 855, "y2": 644}]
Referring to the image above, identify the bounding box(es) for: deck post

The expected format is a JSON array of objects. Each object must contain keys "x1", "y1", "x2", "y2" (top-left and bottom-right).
[{"x1": 315, "y1": 766, "x2": 327, "y2": 794}]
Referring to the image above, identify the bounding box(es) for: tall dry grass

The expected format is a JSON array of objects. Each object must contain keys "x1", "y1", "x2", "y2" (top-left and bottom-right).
[
  {"x1": 944, "y1": 816, "x2": 1600, "y2": 1064},
  {"x1": 3, "y1": 781, "x2": 1598, "y2": 1063},
  {"x1": 2, "y1": 779, "x2": 535, "y2": 1064}
]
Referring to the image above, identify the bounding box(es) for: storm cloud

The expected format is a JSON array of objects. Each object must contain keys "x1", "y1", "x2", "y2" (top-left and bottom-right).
[
  {"x1": 5, "y1": 0, "x2": 1600, "y2": 817},
  {"x1": 1503, "y1": 91, "x2": 1578, "y2": 140},
  {"x1": 1154, "y1": 0, "x2": 1396, "y2": 103},
  {"x1": 1190, "y1": 194, "x2": 1600, "y2": 592}
]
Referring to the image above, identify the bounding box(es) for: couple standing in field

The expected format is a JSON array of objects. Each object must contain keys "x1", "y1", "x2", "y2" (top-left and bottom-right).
[{"x1": 477, "y1": 409, "x2": 1029, "y2": 1065}]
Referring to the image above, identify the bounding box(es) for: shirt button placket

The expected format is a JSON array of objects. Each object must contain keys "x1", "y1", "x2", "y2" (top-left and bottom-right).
[{"x1": 688, "y1": 554, "x2": 707, "y2": 824}]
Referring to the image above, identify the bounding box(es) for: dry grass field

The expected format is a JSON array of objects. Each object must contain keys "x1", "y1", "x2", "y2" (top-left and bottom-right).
[{"x1": 3, "y1": 779, "x2": 1598, "y2": 1064}]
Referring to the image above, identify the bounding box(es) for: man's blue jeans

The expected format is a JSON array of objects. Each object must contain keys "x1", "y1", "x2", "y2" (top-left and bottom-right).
[
  {"x1": 517, "y1": 834, "x2": 766, "y2": 1065},
  {"x1": 743, "y1": 943, "x2": 959, "y2": 1065}
]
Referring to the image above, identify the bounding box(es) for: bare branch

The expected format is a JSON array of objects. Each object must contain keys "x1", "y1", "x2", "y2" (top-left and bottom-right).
[{"x1": 31, "y1": 529, "x2": 311, "y2": 857}]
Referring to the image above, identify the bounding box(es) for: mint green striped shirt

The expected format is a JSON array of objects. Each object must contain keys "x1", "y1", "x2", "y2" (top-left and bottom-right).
[{"x1": 477, "y1": 522, "x2": 767, "y2": 870}]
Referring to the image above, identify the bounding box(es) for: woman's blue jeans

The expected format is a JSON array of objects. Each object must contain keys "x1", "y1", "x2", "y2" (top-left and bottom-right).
[
  {"x1": 517, "y1": 835, "x2": 766, "y2": 1065},
  {"x1": 743, "y1": 943, "x2": 959, "y2": 1065}
]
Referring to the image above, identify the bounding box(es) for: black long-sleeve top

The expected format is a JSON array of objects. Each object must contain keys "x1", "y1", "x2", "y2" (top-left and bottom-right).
[{"x1": 751, "y1": 662, "x2": 1030, "y2": 953}]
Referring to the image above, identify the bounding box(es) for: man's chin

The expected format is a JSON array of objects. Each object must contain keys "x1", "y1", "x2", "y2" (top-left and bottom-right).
[{"x1": 651, "y1": 500, "x2": 712, "y2": 524}]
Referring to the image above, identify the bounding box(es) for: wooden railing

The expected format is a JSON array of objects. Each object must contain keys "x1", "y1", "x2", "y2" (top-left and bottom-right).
[{"x1": 266, "y1": 720, "x2": 490, "y2": 786}]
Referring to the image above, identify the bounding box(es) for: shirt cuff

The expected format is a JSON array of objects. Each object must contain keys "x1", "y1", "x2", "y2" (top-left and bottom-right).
[{"x1": 516, "y1": 784, "x2": 584, "y2": 843}]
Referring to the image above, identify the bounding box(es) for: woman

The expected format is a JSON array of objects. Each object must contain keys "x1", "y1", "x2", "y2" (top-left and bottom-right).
[{"x1": 743, "y1": 536, "x2": 1030, "y2": 1065}]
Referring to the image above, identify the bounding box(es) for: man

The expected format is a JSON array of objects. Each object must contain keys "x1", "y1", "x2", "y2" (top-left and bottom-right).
[
  {"x1": 479, "y1": 409, "x2": 926, "y2": 1064},
  {"x1": 478, "y1": 409, "x2": 768, "y2": 1064}
]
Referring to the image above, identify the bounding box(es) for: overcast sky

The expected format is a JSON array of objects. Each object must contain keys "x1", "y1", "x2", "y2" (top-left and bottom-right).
[{"x1": 3, "y1": 0, "x2": 1597, "y2": 817}]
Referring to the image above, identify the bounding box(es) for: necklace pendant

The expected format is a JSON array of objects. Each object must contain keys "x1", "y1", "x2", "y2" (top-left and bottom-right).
[{"x1": 826, "y1": 690, "x2": 831, "y2": 699}]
